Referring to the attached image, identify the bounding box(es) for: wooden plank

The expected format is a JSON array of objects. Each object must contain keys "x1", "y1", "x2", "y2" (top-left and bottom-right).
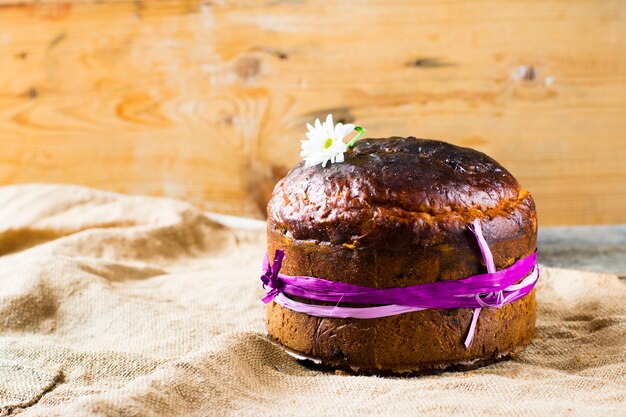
[{"x1": 0, "y1": 0, "x2": 624, "y2": 224}]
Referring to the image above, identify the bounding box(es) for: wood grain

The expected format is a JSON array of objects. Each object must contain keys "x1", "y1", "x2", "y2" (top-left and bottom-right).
[{"x1": 0, "y1": 0, "x2": 624, "y2": 224}]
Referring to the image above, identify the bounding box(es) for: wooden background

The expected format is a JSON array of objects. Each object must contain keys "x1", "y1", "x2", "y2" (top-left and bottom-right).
[{"x1": 0, "y1": 0, "x2": 625, "y2": 225}]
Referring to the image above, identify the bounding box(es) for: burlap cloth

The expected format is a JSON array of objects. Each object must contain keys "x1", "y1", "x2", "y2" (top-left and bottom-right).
[{"x1": 0, "y1": 184, "x2": 623, "y2": 416}]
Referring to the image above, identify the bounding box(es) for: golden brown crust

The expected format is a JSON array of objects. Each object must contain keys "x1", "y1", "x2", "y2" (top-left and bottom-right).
[
  {"x1": 268, "y1": 137, "x2": 528, "y2": 246},
  {"x1": 265, "y1": 137, "x2": 538, "y2": 373}
]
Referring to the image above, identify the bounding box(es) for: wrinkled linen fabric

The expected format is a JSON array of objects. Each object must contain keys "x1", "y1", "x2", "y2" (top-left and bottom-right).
[{"x1": 0, "y1": 184, "x2": 623, "y2": 416}]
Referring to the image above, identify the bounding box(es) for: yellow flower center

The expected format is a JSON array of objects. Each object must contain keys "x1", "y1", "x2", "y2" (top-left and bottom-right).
[{"x1": 324, "y1": 138, "x2": 333, "y2": 149}]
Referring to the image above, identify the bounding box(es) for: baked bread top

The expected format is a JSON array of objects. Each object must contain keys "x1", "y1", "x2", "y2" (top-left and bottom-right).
[{"x1": 268, "y1": 137, "x2": 536, "y2": 247}]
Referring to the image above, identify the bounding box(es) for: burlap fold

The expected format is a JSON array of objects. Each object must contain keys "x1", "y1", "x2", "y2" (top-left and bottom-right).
[{"x1": 0, "y1": 184, "x2": 623, "y2": 416}]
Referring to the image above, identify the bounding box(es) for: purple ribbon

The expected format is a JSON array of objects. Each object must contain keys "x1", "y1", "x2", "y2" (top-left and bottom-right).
[
  {"x1": 260, "y1": 249, "x2": 285, "y2": 303},
  {"x1": 260, "y1": 219, "x2": 539, "y2": 348}
]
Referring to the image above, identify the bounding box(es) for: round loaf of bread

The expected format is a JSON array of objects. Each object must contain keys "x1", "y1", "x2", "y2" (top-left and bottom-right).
[{"x1": 266, "y1": 137, "x2": 537, "y2": 374}]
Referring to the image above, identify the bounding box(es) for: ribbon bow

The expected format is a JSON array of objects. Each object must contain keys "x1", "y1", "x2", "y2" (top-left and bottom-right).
[{"x1": 260, "y1": 250, "x2": 285, "y2": 303}]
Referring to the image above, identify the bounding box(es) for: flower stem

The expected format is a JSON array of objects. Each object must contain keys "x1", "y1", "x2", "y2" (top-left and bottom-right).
[{"x1": 347, "y1": 126, "x2": 366, "y2": 148}]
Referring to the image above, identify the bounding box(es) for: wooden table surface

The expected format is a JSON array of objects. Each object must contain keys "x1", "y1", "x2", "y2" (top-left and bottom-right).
[
  {"x1": 1, "y1": 0, "x2": 625, "y2": 225},
  {"x1": 539, "y1": 224, "x2": 626, "y2": 278}
]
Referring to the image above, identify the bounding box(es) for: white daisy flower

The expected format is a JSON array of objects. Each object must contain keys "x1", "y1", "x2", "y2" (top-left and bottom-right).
[{"x1": 300, "y1": 114, "x2": 365, "y2": 168}]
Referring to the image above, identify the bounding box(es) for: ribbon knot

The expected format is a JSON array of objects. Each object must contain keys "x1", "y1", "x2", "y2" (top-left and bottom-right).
[
  {"x1": 475, "y1": 290, "x2": 505, "y2": 309},
  {"x1": 260, "y1": 250, "x2": 285, "y2": 304}
]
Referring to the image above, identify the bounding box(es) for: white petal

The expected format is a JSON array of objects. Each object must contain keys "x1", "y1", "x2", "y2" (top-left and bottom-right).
[
  {"x1": 303, "y1": 152, "x2": 323, "y2": 166},
  {"x1": 306, "y1": 123, "x2": 315, "y2": 133},
  {"x1": 305, "y1": 148, "x2": 321, "y2": 157},
  {"x1": 327, "y1": 138, "x2": 346, "y2": 152},
  {"x1": 323, "y1": 114, "x2": 335, "y2": 139},
  {"x1": 314, "y1": 118, "x2": 322, "y2": 130},
  {"x1": 301, "y1": 139, "x2": 318, "y2": 152},
  {"x1": 306, "y1": 131, "x2": 323, "y2": 141},
  {"x1": 338, "y1": 124, "x2": 356, "y2": 139},
  {"x1": 335, "y1": 152, "x2": 345, "y2": 163},
  {"x1": 334, "y1": 122, "x2": 344, "y2": 138}
]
